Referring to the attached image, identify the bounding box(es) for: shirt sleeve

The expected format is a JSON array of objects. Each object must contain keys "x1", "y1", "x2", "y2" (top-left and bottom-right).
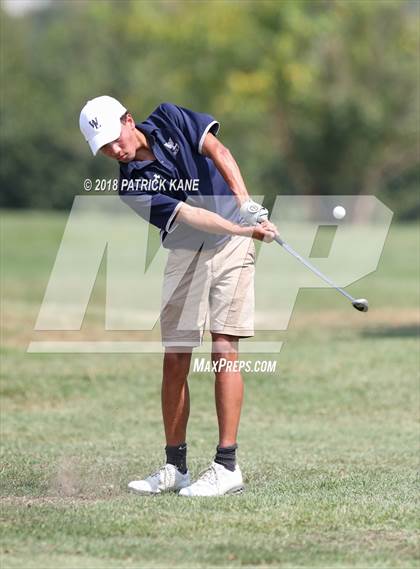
[
  {"x1": 119, "y1": 187, "x2": 183, "y2": 233},
  {"x1": 157, "y1": 102, "x2": 220, "y2": 155}
]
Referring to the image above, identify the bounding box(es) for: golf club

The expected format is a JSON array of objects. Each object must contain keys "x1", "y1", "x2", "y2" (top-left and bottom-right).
[{"x1": 273, "y1": 235, "x2": 369, "y2": 312}]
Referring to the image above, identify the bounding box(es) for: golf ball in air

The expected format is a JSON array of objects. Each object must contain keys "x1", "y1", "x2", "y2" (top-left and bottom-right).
[{"x1": 333, "y1": 206, "x2": 346, "y2": 220}]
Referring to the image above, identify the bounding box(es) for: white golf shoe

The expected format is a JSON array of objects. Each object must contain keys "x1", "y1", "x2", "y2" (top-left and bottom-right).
[
  {"x1": 179, "y1": 461, "x2": 244, "y2": 497},
  {"x1": 128, "y1": 464, "x2": 190, "y2": 495}
]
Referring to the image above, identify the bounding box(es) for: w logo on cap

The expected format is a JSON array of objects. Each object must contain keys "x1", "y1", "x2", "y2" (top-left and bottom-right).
[{"x1": 89, "y1": 117, "x2": 101, "y2": 130}]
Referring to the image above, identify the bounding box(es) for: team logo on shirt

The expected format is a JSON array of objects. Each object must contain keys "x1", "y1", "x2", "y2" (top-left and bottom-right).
[{"x1": 164, "y1": 137, "x2": 179, "y2": 155}]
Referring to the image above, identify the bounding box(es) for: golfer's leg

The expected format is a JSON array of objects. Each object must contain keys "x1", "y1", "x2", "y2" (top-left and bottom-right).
[
  {"x1": 162, "y1": 349, "x2": 192, "y2": 446},
  {"x1": 211, "y1": 333, "x2": 243, "y2": 447},
  {"x1": 127, "y1": 349, "x2": 191, "y2": 495}
]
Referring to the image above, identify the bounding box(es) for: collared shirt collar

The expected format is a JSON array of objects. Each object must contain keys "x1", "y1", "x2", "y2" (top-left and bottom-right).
[{"x1": 119, "y1": 124, "x2": 158, "y2": 175}]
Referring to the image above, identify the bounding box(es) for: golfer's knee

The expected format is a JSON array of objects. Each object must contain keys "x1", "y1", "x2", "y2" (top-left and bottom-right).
[
  {"x1": 211, "y1": 333, "x2": 239, "y2": 356},
  {"x1": 163, "y1": 350, "x2": 191, "y2": 380}
]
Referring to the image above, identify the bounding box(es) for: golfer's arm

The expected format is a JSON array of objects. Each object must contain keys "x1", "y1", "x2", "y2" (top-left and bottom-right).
[
  {"x1": 201, "y1": 133, "x2": 249, "y2": 206},
  {"x1": 176, "y1": 202, "x2": 252, "y2": 237}
]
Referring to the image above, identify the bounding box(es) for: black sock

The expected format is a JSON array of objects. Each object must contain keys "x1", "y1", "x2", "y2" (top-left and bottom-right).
[
  {"x1": 214, "y1": 443, "x2": 237, "y2": 472},
  {"x1": 165, "y1": 443, "x2": 187, "y2": 474}
]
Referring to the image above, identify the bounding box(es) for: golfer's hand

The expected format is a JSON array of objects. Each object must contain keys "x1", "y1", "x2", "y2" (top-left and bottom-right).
[
  {"x1": 239, "y1": 199, "x2": 269, "y2": 225},
  {"x1": 252, "y1": 220, "x2": 279, "y2": 243}
]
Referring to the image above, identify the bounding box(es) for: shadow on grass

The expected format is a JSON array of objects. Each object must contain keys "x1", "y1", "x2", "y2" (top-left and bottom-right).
[{"x1": 362, "y1": 325, "x2": 419, "y2": 338}]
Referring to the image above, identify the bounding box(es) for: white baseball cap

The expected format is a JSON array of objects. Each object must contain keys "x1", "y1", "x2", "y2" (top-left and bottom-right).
[{"x1": 79, "y1": 96, "x2": 127, "y2": 155}]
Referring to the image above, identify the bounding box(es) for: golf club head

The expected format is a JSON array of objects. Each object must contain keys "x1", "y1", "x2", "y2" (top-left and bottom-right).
[{"x1": 352, "y1": 298, "x2": 369, "y2": 312}]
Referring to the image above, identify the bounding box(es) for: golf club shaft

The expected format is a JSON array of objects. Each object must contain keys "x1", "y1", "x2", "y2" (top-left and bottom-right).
[{"x1": 274, "y1": 236, "x2": 356, "y2": 303}]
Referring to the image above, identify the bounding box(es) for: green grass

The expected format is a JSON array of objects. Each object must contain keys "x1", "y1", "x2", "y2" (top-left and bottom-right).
[{"x1": 1, "y1": 211, "x2": 419, "y2": 568}]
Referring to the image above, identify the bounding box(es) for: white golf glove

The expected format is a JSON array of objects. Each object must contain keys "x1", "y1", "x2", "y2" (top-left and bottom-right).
[{"x1": 239, "y1": 199, "x2": 269, "y2": 226}]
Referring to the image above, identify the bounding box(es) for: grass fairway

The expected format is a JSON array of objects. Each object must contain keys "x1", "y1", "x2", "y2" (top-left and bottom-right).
[{"x1": 1, "y1": 211, "x2": 419, "y2": 568}]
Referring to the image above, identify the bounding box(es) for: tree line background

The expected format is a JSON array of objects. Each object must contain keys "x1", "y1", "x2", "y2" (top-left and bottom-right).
[{"x1": 1, "y1": 0, "x2": 418, "y2": 219}]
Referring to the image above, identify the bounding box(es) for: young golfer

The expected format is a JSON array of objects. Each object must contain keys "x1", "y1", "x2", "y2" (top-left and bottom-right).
[{"x1": 79, "y1": 96, "x2": 278, "y2": 496}]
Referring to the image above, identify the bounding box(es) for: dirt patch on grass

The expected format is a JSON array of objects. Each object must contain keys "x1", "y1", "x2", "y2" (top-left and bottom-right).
[{"x1": 0, "y1": 496, "x2": 101, "y2": 507}]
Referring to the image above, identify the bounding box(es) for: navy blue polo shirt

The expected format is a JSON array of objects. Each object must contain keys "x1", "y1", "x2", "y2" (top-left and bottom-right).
[{"x1": 119, "y1": 102, "x2": 240, "y2": 250}]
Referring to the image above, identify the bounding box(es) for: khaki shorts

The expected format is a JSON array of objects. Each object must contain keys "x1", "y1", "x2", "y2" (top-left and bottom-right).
[{"x1": 161, "y1": 235, "x2": 255, "y2": 347}]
